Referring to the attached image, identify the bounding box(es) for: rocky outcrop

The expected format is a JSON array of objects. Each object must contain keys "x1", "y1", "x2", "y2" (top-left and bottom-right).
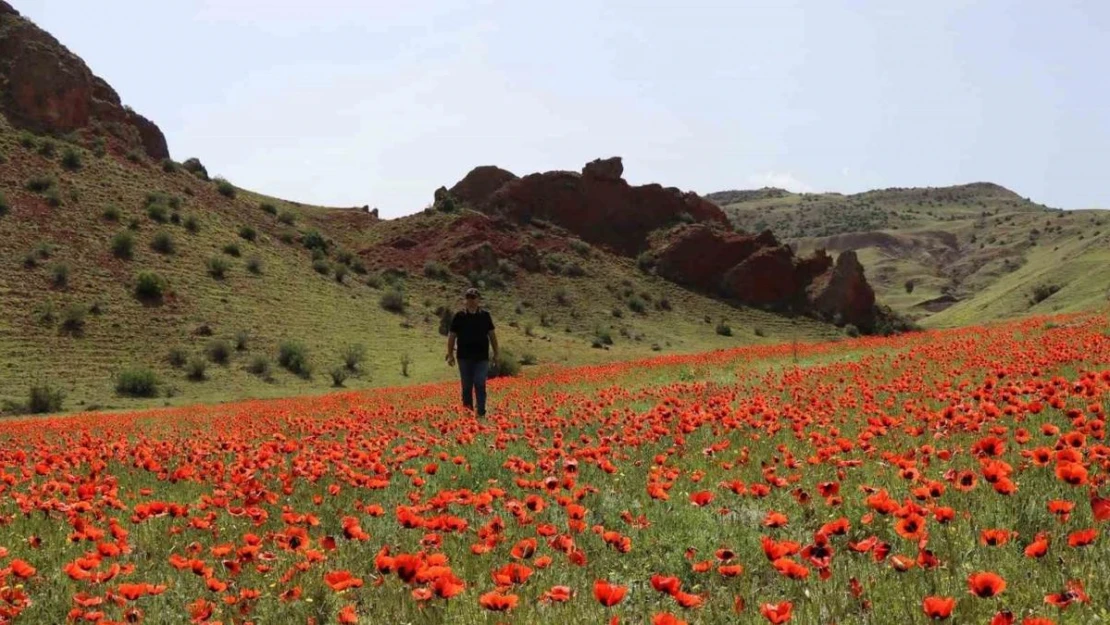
[
  {"x1": 807, "y1": 251, "x2": 876, "y2": 328},
  {"x1": 441, "y1": 156, "x2": 882, "y2": 330},
  {"x1": 456, "y1": 157, "x2": 729, "y2": 256},
  {"x1": 0, "y1": 2, "x2": 169, "y2": 159}
]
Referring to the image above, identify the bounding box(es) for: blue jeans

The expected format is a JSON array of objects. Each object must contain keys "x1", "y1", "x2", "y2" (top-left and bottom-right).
[{"x1": 458, "y1": 359, "x2": 489, "y2": 416}]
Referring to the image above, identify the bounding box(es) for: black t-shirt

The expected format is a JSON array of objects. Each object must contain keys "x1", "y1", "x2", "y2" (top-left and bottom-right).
[{"x1": 450, "y1": 309, "x2": 495, "y2": 361}]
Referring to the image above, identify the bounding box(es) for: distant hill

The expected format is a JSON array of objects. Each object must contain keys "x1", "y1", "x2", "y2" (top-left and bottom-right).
[{"x1": 712, "y1": 184, "x2": 1110, "y2": 325}]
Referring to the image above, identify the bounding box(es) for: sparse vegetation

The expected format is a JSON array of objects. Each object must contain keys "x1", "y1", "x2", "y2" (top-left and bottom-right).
[
  {"x1": 260, "y1": 202, "x2": 278, "y2": 215},
  {"x1": 278, "y1": 341, "x2": 312, "y2": 378},
  {"x1": 334, "y1": 264, "x2": 349, "y2": 283},
  {"x1": 380, "y1": 288, "x2": 406, "y2": 313},
  {"x1": 134, "y1": 272, "x2": 168, "y2": 300},
  {"x1": 215, "y1": 177, "x2": 237, "y2": 198},
  {"x1": 60, "y1": 303, "x2": 86, "y2": 334},
  {"x1": 185, "y1": 357, "x2": 208, "y2": 382},
  {"x1": 1030, "y1": 283, "x2": 1060, "y2": 304},
  {"x1": 206, "y1": 339, "x2": 232, "y2": 364},
  {"x1": 184, "y1": 215, "x2": 200, "y2": 233},
  {"x1": 329, "y1": 367, "x2": 349, "y2": 387},
  {"x1": 111, "y1": 231, "x2": 135, "y2": 260},
  {"x1": 312, "y1": 259, "x2": 331, "y2": 276},
  {"x1": 167, "y1": 348, "x2": 188, "y2": 368},
  {"x1": 61, "y1": 147, "x2": 82, "y2": 170},
  {"x1": 26, "y1": 382, "x2": 65, "y2": 414},
  {"x1": 490, "y1": 349, "x2": 521, "y2": 378},
  {"x1": 247, "y1": 356, "x2": 272, "y2": 380},
  {"x1": 239, "y1": 226, "x2": 257, "y2": 242},
  {"x1": 423, "y1": 261, "x2": 451, "y2": 280},
  {"x1": 716, "y1": 320, "x2": 733, "y2": 336},
  {"x1": 278, "y1": 211, "x2": 296, "y2": 225},
  {"x1": 207, "y1": 257, "x2": 231, "y2": 280},
  {"x1": 222, "y1": 243, "x2": 241, "y2": 257},
  {"x1": 26, "y1": 175, "x2": 55, "y2": 193},
  {"x1": 50, "y1": 263, "x2": 70, "y2": 289},
  {"x1": 246, "y1": 256, "x2": 263, "y2": 274},
  {"x1": 904, "y1": 279, "x2": 915, "y2": 294},
  {"x1": 151, "y1": 231, "x2": 175, "y2": 254},
  {"x1": 342, "y1": 344, "x2": 367, "y2": 372},
  {"x1": 115, "y1": 367, "x2": 160, "y2": 398},
  {"x1": 301, "y1": 229, "x2": 327, "y2": 252},
  {"x1": 0, "y1": 192, "x2": 8, "y2": 218},
  {"x1": 161, "y1": 158, "x2": 178, "y2": 174},
  {"x1": 234, "y1": 330, "x2": 250, "y2": 352},
  {"x1": 400, "y1": 353, "x2": 412, "y2": 377}
]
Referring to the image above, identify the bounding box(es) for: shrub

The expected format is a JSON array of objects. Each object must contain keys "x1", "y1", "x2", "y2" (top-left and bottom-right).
[
  {"x1": 904, "y1": 279, "x2": 915, "y2": 294},
  {"x1": 753, "y1": 326, "x2": 767, "y2": 337},
  {"x1": 520, "y1": 352, "x2": 538, "y2": 365},
  {"x1": 101, "y1": 205, "x2": 121, "y2": 221},
  {"x1": 37, "y1": 138, "x2": 56, "y2": 158},
  {"x1": 135, "y1": 272, "x2": 167, "y2": 300},
  {"x1": 554, "y1": 287, "x2": 570, "y2": 306},
  {"x1": 715, "y1": 321, "x2": 733, "y2": 337},
  {"x1": 184, "y1": 215, "x2": 200, "y2": 233},
  {"x1": 312, "y1": 259, "x2": 331, "y2": 276},
  {"x1": 423, "y1": 261, "x2": 451, "y2": 280},
  {"x1": 60, "y1": 303, "x2": 86, "y2": 334},
  {"x1": 222, "y1": 243, "x2": 241, "y2": 257},
  {"x1": 329, "y1": 367, "x2": 349, "y2": 387},
  {"x1": 146, "y1": 202, "x2": 168, "y2": 223},
  {"x1": 27, "y1": 383, "x2": 65, "y2": 414},
  {"x1": 247, "y1": 356, "x2": 272, "y2": 379},
  {"x1": 239, "y1": 225, "x2": 257, "y2": 242},
  {"x1": 366, "y1": 274, "x2": 383, "y2": 289},
  {"x1": 569, "y1": 239, "x2": 591, "y2": 256},
  {"x1": 334, "y1": 264, "x2": 349, "y2": 283},
  {"x1": 0, "y1": 192, "x2": 8, "y2": 218},
  {"x1": 44, "y1": 188, "x2": 63, "y2": 207},
  {"x1": 33, "y1": 301, "x2": 56, "y2": 325},
  {"x1": 468, "y1": 270, "x2": 505, "y2": 289},
  {"x1": 115, "y1": 367, "x2": 160, "y2": 397},
  {"x1": 51, "y1": 263, "x2": 70, "y2": 288},
  {"x1": 215, "y1": 177, "x2": 236, "y2": 198},
  {"x1": 845, "y1": 324, "x2": 861, "y2": 338},
  {"x1": 127, "y1": 218, "x2": 141, "y2": 231},
  {"x1": 594, "y1": 326, "x2": 613, "y2": 345},
  {"x1": 167, "y1": 348, "x2": 188, "y2": 368},
  {"x1": 151, "y1": 231, "x2": 175, "y2": 254},
  {"x1": 342, "y1": 344, "x2": 366, "y2": 372},
  {"x1": 185, "y1": 357, "x2": 207, "y2": 381},
  {"x1": 206, "y1": 339, "x2": 231, "y2": 364},
  {"x1": 611, "y1": 307, "x2": 623, "y2": 319},
  {"x1": 278, "y1": 210, "x2": 296, "y2": 225},
  {"x1": 161, "y1": 158, "x2": 177, "y2": 173},
  {"x1": 627, "y1": 295, "x2": 647, "y2": 314},
  {"x1": 301, "y1": 229, "x2": 327, "y2": 252},
  {"x1": 490, "y1": 349, "x2": 521, "y2": 378},
  {"x1": 61, "y1": 147, "x2": 82, "y2": 170},
  {"x1": 336, "y1": 249, "x2": 354, "y2": 266},
  {"x1": 350, "y1": 259, "x2": 367, "y2": 275},
  {"x1": 260, "y1": 202, "x2": 278, "y2": 215},
  {"x1": 235, "y1": 330, "x2": 250, "y2": 351},
  {"x1": 126, "y1": 150, "x2": 143, "y2": 163},
  {"x1": 207, "y1": 257, "x2": 231, "y2": 280},
  {"x1": 400, "y1": 353, "x2": 412, "y2": 377},
  {"x1": 380, "y1": 288, "x2": 405, "y2": 313},
  {"x1": 111, "y1": 231, "x2": 135, "y2": 260},
  {"x1": 25, "y1": 175, "x2": 55, "y2": 193},
  {"x1": 18, "y1": 131, "x2": 36, "y2": 149},
  {"x1": 278, "y1": 341, "x2": 312, "y2": 378},
  {"x1": 246, "y1": 256, "x2": 263, "y2": 274},
  {"x1": 1030, "y1": 283, "x2": 1060, "y2": 304},
  {"x1": 636, "y1": 251, "x2": 657, "y2": 273}
]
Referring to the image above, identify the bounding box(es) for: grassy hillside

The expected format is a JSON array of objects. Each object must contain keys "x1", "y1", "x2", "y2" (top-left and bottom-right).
[
  {"x1": 712, "y1": 184, "x2": 1110, "y2": 325},
  {"x1": 0, "y1": 119, "x2": 841, "y2": 414}
]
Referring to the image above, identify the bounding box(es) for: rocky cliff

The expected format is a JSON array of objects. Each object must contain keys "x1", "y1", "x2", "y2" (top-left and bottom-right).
[
  {"x1": 0, "y1": 1, "x2": 169, "y2": 159},
  {"x1": 444, "y1": 157, "x2": 880, "y2": 330}
]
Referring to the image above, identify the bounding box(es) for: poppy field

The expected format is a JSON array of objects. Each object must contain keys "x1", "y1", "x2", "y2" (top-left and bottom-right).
[{"x1": 1, "y1": 315, "x2": 1109, "y2": 625}]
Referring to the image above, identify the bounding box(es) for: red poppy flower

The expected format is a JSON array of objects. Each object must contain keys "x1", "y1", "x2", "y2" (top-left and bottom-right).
[
  {"x1": 540, "y1": 586, "x2": 572, "y2": 602},
  {"x1": 324, "y1": 570, "x2": 364, "y2": 592},
  {"x1": 1067, "y1": 528, "x2": 1097, "y2": 547},
  {"x1": 922, "y1": 596, "x2": 955, "y2": 620},
  {"x1": 479, "y1": 591, "x2": 518, "y2": 611},
  {"x1": 338, "y1": 604, "x2": 358, "y2": 624},
  {"x1": 968, "y1": 572, "x2": 1007, "y2": 598},
  {"x1": 760, "y1": 601, "x2": 793, "y2": 624},
  {"x1": 594, "y1": 580, "x2": 628, "y2": 607},
  {"x1": 653, "y1": 613, "x2": 688, "y2": 625},
  {"x1": 651, "y1": 574, "x2": 681, "y2": 595},
  {"x1": 689, "y1": 491, "x2": 714, "y2": 506}
]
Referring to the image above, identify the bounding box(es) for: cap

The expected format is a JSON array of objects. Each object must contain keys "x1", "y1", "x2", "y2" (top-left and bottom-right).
[{"x1": 464, "y1": 287, "x2": 480, "y2": 298}]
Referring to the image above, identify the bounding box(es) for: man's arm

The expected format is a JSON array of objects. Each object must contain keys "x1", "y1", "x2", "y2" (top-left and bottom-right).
[
  {"x1": 489, "y1": 329, "x2": 499, "y2": 360},
  {"x1": 446, "y1": 332, "x2": 456, "y2": 365}
]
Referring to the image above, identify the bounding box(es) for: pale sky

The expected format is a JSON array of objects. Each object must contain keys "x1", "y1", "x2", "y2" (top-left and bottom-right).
[{"x1": 16, "y1": 0, "x2": 1110, "y2": 216}]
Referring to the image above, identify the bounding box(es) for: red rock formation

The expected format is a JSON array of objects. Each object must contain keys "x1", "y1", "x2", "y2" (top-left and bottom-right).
[
  {"x1": 0, "y1": 2, "x2": 169, "y2": 159},
  {"x1": 440, "y1": 156, "x2": 881, "y2": 330},
  {"x1": 806, "y1": 250, "x2": 876, "y2": 328}
]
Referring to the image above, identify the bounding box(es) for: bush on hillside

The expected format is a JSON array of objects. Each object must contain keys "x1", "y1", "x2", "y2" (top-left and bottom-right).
[
  {"x1": 151, "y1": 231, "x2": 175, "y2": 254},
  {"x1": 161, "y1": 158, "x2": 178, "y2": 173},
  {"x1": 247, "y1": 355, "x2": 272, "y2": 380},
  {"x1": 183, "y1": 157, "x2": 209, "y2": 180},
  {"x1": 27, "y1": 382, "x2": 65, "y2": 414},
  {"x1": 0, "y1": 192, "x2": 9, "y2": 218},
  {"x1": 25, "y1": 175, "x2": 55, "y2": 193},
  {"x1": 167, "y1": 348, "x2": 188, "y2": 368},
  {"x1": 102, "y1": 205, "x2": 121, "y2": 221},
  {"x1": 215, "y1": 177, "x2": 237, "y2": 198},
  {"x1": 278, "y1": 341, "x2": 312, "y2": 378},
  {"x1": 61, "y1": 147, "x2": 82, "y2": 170},
  {"x1": 278, "y1": 210, "x2": 296, "y2": 225},
  {"x1": 329, "y1": 367, "x2": 349, "y2": 388},
  {"x1": 342, "y1": 344, "x2": 366, "y2": 372},
  {"x1": 234, "y1": 330, "x2": 250, "y2": 351},
  {"x1": 904, "y1": 279, "x2": 915, "y2": 294},
  {"x1": 186, "y1": 357, "x2": 207, "y2": 381},
  {"x1": 260, "y1": 202, "x2": 277, "y2": 215},
  {"x1": 206, "y1": 339, "x2": 232, "y2": 364},
  {"x1": 207, "y1": 257, "x2": 231, "y2": 280},
  {"x1": 184, "y1": 215, "x2": 200, "y2": 233},
  {"x1": 60, "y1": 303, "x2": 86, "y2": 335},
  {"x1": 112, "y1": 231, "x2": 135, "y2": 260},
  {"x1": 423, "y1": 261, "x2": 451, "y2": 280},
  {"x1": 380, "y1": 288, "x2": 405, "y2": 313},
  {"x1": 715, "y1": 321, "x2": 733, "y2": 337},
  {"x1": 51, "y1": 263, "x2": 70, "y2": 289},
  {"x1": 301, "y1": 229, "x2": 328, "y2": 252},
  {"x1": 134, "y1": 271, "x2": 167, "y2": 301},
  {"x1": 239, "y1": 225, "x2": 257, "y2": 242},
  {"x1": 146, "y1": 202, "x2": 168, "y2": 223},
  {"x1": 312, "y1": 259, "x2": 331, "y2": 276},
  {"x1": 222, "y1": 243, "x2": 241, "y2": 257},
  {"x1": 490, "y1": 349, "x2": 521, "y2": 378},
  {"x1": 334, "y1": 264, "x2": 349, "y2": 283},
  {"x1": 1030, "y1": 283, "x2": 1060, "y2": 304},
  {"x1": 115, "y1": 368, "x2": 160, "y2": 397}
]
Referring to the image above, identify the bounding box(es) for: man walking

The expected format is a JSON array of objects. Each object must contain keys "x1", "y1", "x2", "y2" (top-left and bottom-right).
[{"x1": 446, "y1": 287, "x2": 499, "y2": 417}]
